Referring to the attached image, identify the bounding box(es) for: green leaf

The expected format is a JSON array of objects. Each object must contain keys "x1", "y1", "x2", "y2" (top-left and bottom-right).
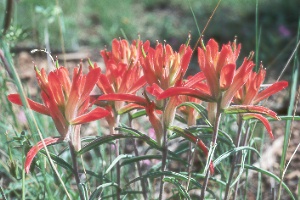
[
  {"x1": 163, "y1": 177, "x2": 191, "y2": 200},
  {"x1": 116, "y1": 126, "x2": 161, "y2": 150},
  {"x1": 125, "y1": 171, "x2": 202, "y2": 190},
  {"x1": 39, "y1": 150, "x2": 73, "y2": 172},
  {"x1": 116, "y1": 126, "x2": 180, "y2": 157},
  {"x1": 121, "y1": 154, "x2": 188, "y2": 166},
  {"x1": 101, "y1": 190, "x2": 143, "y2": 199},
  {"x1": 181, "y1": 172, "x2": 227, "y2": 187},
  {"x1": 177, "y1": 102, "x2": 212, "y2": 126},
  {"x1": 40, "y1": 150, "x2": 103, "y2": 179},
  {"x1": 78, "y1": 134, "x2": 137, "y2": 155},
  {"x1": 175, "y1": 113, "x2": 188, "y2": 124},
  {"x1": 105, "y1": 154, "x2": 133, "y2": 174},
  {"x1": 263, "y1": 116, "x2": 300, "y2": 122},
  {"x1": 213, "y1": 146, "x2": 260, "y2": 167},
  {"x1": 130, "y1": 110, "x2": 147, "y2": 119},
  {"x1": 240, "y1": 164, "x2": 295, "y2": 200},
  {"x1": 173, "y1": 125, "x2": 234, "y2": 145},
  {"x1": 0, "y1": 186, "x2": 8, "y2": 200},
  {"x1": 89, "y1": 182, "x2": 119, "y2": 200}
]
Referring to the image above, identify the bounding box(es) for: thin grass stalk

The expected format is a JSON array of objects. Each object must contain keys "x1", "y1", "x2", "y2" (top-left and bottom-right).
[
  {"x1": 282, "y1": 87, "x2": 300, "y2": 178},
  {"x1": 21, "y1": 142, "x2": 26, "y2": 200},
  {"x1": 255, "y1": 0, "x2": 260, "y2": 71},
  {"x1": 55, "y1": 0, "x2": 67, "y2": 66},
  {"x1": 80, "y1": 154, "x2": 91, "y2": 196},
  {"x1": 224, "y1": 116, "x2": 243, "y2": 200},
  {"x1": 186, "y1": 142, "x2": 192, "y2": 190},
  {"x1": 115, "y1": 141, "x2": 121, "y2": 200},
  {"x1": 186, "y1": 142, "x2": 196, "y2": 191},
  {"x1": 187, "y1": 0, "x2": 201, "y2": 37},
  {"x1": 256, "y1": 133, "x2": 265, "y2": 200},
  {"x1": 278, "y1": 86, "x2": 300, "y2": 200},
  {"x1": 40, "y1": 159, "x2": 55, "y2": 200},
  {"x1": 200, "y1": 102, "x2": 222, "y2": 199},
  {"x1": 297, "y1": 179, "x2": 300, "y2": 199},
  {"x1": 192, "y1": 0, "x2": 222, "y2": 52},
  {"x1": 277, "y1": 19, "x2": 300, "y2": 200},
  {"x1": 2, "y1": 0, "x2": 13, "y2": 36},
  {"x1": 0, "y1": 186, "x2": 7, "y2": 200}
]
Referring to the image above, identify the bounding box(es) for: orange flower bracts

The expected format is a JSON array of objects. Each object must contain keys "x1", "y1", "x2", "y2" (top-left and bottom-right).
[{"x1": 8, "y1": 65, "x2": 110, "y2": 173}]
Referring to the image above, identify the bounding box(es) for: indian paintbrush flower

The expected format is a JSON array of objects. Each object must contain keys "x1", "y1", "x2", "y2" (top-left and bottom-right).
[
  {"x1": 90, "y1": 39, "x2": 149, "y2": 133},
  {"x1": 157, "y1": 38, "x2": 255, "y2": 123},
  {"x1": 8, "y1": 65, "x2": 110, "y2": 173},
  {"x1": 225, "y1": 65, "x2": 288, "y2": 138}
]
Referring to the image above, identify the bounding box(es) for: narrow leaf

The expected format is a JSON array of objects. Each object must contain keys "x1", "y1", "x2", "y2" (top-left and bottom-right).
[
  {"x1": 78, "y1": 134, "x2": 137, "y2": 155},
  {"x1": 177, "y1": 102, "x2": 212, "y2": 126},
  {"x1": 213, "y1": 146, "x2": 260, "y2": 166},
  {"x1": 105, "y1": 154, "x2": 133, "y2": 174},
  {"x1": 163, "y1": 177, "x2": 191, "y2": 200},
  {"x1": 89, "y1": 183, "x2": 119, "y2": 200},
  {"x1": 121, "y1": 154, "x2": 188, "y2": 166},
  {"x1": 240, "y1": 164, "x2": 295, "y2": 200}
]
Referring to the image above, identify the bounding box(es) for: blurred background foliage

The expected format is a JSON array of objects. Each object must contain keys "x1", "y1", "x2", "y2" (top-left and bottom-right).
[{"x1": 0, "y1": 0, "x2": 299, "y2": 73}]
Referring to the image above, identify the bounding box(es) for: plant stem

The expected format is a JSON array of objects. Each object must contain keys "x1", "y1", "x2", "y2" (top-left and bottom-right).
[
  {"x1": 111, "y1": 114, "x2": 121, "y2": 200},
  {"x1": 129, "y1": 115, "x2": 148, "y2": 200},
  {"x1": 234, "y1": 125, "x2": 250, "y2": 200},
  {"x1": 158, "y1": 125, "x2": 168, "y2": 200},
  {"x1": 186, "y1": 142, "x2": 196, "y2": 190},
  {"x1": 22, "y1": 144, "x2": 26, "y2": 200},
  {"x1": 224, "y1": 117, "x2": 243, "y2": 200},
  {"x1": 133, "y1": 139, "x2": 148, "y2": 200},
  {"x1": 69, "y1": 141, "x2": 85, "y2": 200},
  {"x1": 200, "y1": 102, "x2": 222, "y2": 199},
  {"x1": 115, "y1": 138, "x2": 121, "y2": 200}
]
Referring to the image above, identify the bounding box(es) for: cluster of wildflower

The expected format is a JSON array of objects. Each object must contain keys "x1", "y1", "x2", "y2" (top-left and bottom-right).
[{"x1": 8, "y1": 37, "x2": 288, "y2": 174}]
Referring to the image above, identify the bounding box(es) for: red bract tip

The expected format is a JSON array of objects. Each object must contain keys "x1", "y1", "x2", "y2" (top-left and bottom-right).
[{"x1": 25, "y1": 137, "x2": 61, "y2": 173}]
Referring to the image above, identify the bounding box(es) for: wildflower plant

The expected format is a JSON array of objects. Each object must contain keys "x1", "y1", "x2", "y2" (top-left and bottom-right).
[{"x1": 6, "y1": 35, "x2": 293, "y2": 200}]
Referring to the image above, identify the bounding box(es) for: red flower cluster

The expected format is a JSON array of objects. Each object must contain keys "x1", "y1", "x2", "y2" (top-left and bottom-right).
[
  {"x1": 8, "y1": 37, "x2": 288, "y2": 174},
  {"x1": 8, "y1": 65, "x2": 110, "y2": 172}
]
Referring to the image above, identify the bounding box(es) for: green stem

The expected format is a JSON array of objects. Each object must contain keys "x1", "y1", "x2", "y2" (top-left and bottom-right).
[
  {"x1": 129, "y1": 115, "x2": 148, "y2": 200},
  {"x1": 69, "y1": 141, "x2": 85, "y2": 200},
  {"x1": 158, "y1": 125, "x2": 168, "y2": 200},
  {"x1": 116, "y1": 138, "x2": 121, "y2": 200},
  {"x1": 0, "y1": 186, "x2": 8, "y2": 200},
  {"x1": 277, "y1": 19, "x2": 300, "y2": 200},
  {"x1": 186, "y1": 142, "x2": 196, "y2": 190},
  {"x1": 111, "y1": 113, "x2": 121, "y2": 200},
  {"x1": 224, "y1": 117, "x2": 243, "y2": 200},
  {"x1": 234, "y1": 125, "x2": 250, "y2": 200},
  {"x1": 22, "y1": 144, "x2": 26, "y2": 200},
  {"x1": 200, "y1": 102, "x2": 222, "y2": 199}
]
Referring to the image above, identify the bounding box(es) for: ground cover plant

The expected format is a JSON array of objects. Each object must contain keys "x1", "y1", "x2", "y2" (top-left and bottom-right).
[{"x1": 0, "y1": 0, "x2": 300, "y2": 200}]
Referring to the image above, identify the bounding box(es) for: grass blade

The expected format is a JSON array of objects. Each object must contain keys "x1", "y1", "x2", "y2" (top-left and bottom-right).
[
  {"x1": 163, "y1": 177, "x2": 191, "y2": 200},
  {"x1": 105, "y1": 154, "x2": 133, "y2": 174},
  {"x1": 213, "y1": 146, "x2": 260, "y2": 167},
  {"x1": 240, "y1": 164, "x2": 295, "y2": 200},
  {"x1": 89, "y1": 183, "x2": 119, "y2": 200}
]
